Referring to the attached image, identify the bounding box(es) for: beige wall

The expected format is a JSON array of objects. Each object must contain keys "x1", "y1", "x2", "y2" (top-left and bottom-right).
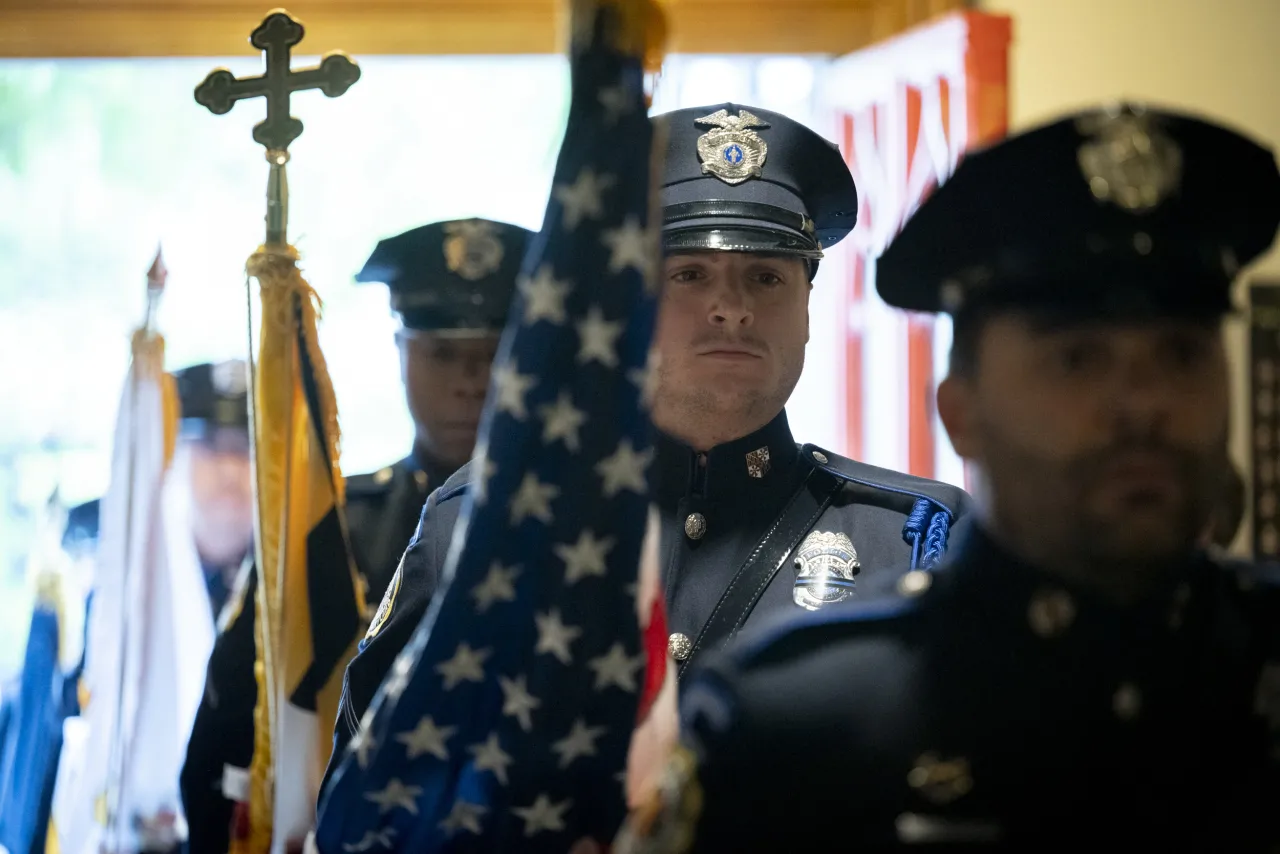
[{"x1": 979, "y1": 0, "x2": 1280, "y2": 551}]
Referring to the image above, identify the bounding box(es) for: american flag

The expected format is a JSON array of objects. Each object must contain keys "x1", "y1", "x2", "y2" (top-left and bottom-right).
[{"x1": 313, "y1": 1, "x2": 664, "y2": 851}]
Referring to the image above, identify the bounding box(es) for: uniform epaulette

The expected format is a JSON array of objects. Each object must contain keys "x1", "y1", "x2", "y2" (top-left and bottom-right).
[
  {"x1": 345, "y1": 467, "x2": 395, "y2": 496},
  {"x1": 730, "y1": 583, "x2": 934, "y2": 671},
  {"x1": 801, "y1": 444, "x2": 967, "y2": 518}
]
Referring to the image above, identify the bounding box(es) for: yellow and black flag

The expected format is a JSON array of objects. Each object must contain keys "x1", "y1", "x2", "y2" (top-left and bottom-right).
[{"x1": 188, "y1": 10, "x2": 365, "y2": 853}]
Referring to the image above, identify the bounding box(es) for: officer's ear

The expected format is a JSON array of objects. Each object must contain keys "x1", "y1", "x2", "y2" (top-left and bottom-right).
[{"x1": 937, "y1": 373, "x2": 979, "y2": 460}]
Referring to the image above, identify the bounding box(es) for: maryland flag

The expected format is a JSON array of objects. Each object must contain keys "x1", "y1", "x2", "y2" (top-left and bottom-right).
[
  {"x1": 233, "y1": 245, "x2": 366, "y2": 854},
  {"x1": 189, "y1": 11, "x2": 368, "y2": 850},
  {"x1": 190, "y1": 12, "x2": 366, "y2": 852}
]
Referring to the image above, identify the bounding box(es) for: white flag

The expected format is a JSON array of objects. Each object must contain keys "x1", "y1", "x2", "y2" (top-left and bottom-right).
[{"x1": 50, "y1": 332, "x2": 215, "y2": 854}]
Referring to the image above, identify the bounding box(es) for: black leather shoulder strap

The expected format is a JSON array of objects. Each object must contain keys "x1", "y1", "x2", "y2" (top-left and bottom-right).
[{"x1": 680, "y1": 463, "x2": 843, "y2": 675}]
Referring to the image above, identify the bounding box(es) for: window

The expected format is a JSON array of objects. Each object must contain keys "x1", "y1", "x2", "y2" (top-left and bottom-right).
[{"x1": 0, "y1": 54, "x2": 834, "y2": 679}]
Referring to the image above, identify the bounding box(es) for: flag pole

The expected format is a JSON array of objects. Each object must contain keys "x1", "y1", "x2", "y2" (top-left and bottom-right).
[
  {"x1": 103, "y1": 248, "x2": 167, "y2": 851},
  {"x1": 195, "y1": 12, "x2": 361, "y2": 850}
]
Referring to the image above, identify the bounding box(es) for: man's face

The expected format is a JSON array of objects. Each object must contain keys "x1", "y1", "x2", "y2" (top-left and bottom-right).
[
  {"x1": 938, "y1": 313, "x2": 1230, "y2": 579},
  {"x1": 187, "y1": 427, "x2": 254, "y2": 566},
  {"x1": 398, "y1": 330, "x2": 500, "y2": 468},
  {"x1": 650, "y1": 251, "x2": 810, "y2": 445}
]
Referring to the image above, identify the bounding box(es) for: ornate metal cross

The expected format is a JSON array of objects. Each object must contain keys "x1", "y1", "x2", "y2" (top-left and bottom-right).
[
  {"x1": 195, "y1": 8, "x2": 359, "y2": 151},
  {"x1": 194, "y1": 8, "x2": 360, "y2": 244}
]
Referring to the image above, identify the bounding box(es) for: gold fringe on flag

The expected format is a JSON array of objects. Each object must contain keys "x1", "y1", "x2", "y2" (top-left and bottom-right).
[{"x1": 233, "y1": 243, "x2": 365, "y2": 854}]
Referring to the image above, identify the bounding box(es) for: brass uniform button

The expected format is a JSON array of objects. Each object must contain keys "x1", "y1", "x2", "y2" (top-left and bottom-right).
[
  {"x1": 1027, "y1": 589, "x2": 1076, "y2": 638},
  {"x1": 1113, "y1": 683, "x2": 1142, "y2": 720},
  {"x1": 897, "y1": 570, "x2": 932, "y2": 597},
  {"x1": 668, "y1": 632, "x2": 693, "y2": 662},
  {"x1": 684, "y1": 513, "x2": 707, "y2": 540}
]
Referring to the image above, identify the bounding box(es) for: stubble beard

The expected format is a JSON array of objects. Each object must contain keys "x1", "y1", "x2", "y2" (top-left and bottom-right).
[{"x1": 978, "y1": 418, "x2": 1226, "y2": 600}]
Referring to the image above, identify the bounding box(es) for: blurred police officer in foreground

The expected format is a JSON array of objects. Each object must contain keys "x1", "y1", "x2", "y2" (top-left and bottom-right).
[{"x1": 621, "y1": 104, "x2": 1280, "y2": 852}]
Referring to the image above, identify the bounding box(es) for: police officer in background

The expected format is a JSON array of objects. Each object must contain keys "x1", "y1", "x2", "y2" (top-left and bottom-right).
[
  {"x1": 628, "y1": 105, "x2": 1280, "y2": 852},
  {"x1": 62, "y1": 359, "x2": 254, "y2": 621},
  {"x1": 328, "y1": 103, "x2": 973, "y2": 779},
  {"x1": 345, "y1": 218, "x2": 534, "y2": 600},
  {"x1": 179, "y1": 218, "x2": 530, "y2": 854}
]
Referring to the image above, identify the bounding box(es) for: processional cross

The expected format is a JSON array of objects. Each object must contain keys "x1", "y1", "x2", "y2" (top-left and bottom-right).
[{"x1": 194, "y1": 8, "x2": 360, "y2": 245}]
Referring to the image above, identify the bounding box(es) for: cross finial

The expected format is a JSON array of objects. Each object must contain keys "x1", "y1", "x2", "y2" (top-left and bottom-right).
[
  {"x1": 193, "y1": 8, "x2": 360, "y2": 153},
  {"x1": 147, "y1": 245, "x2": 167, "y2": 293},
  {"x1": 194, "y1": 8, "x2": 359, "y2": 245}
]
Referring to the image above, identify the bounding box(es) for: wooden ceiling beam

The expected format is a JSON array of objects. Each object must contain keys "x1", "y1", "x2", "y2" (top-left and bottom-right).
[{"x1": 0, "y1": 0, "x2": 965, "y2": 58}]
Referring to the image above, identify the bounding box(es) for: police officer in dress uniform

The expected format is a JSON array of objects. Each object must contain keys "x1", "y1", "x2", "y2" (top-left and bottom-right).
[
  {"x1": 345, "y1": 218, "x2": 535, "y2": 601},
  {"x1": 179, "y1": 219, "x2": 530, "y2": 854},
  {"x1": 622, "y1": 105, "x2": 1280, "y2": 852},
  {"x1": 325, "y1": 104, "x2": 974, "y2": 783},
  {"x1": 61, "y1": 359, "x2": 254, "y2": 622}
]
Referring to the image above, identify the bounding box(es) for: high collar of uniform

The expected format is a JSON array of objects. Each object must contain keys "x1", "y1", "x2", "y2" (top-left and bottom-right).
[
  {"x1": 653, "y1": 409, "x2": 800, "y2": 506},
  {"x1": 404, "y1": 449, "x2": 463, "y2": 492},
  {"x1": 945, "y1": 522, "x2": 1207, "y2": 640}
]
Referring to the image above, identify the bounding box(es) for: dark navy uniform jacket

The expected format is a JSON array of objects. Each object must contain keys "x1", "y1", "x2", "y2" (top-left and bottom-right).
[
  {"x1": 326, "y1": 410, "x2": 973, "y2": 786},
  {"x1": 345, "y1": 452, "x2": 460, "y2": 603},
  {"x1": 179, "y1": 452, "x2": 455, "y2": 854},
  {"x1": 657, "y1": 523, "x2": 1280, "y2": 852}
]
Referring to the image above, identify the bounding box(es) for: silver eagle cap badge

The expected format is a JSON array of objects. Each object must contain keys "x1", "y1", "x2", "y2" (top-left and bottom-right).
[
  {"x1": 694, "y1": 108, "x2": 770, "y2": 185},
  {"x1": 1076, "y1": 107, "x2": 1182, "y2": 214}
]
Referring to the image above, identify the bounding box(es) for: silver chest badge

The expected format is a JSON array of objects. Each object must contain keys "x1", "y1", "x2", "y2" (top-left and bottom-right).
[
  {"x1": 695, "y1": 109, "x2": 769, "y2": 185},
  {"x1": 793, "y1": 530, "x2": 860, "y2": 610}
]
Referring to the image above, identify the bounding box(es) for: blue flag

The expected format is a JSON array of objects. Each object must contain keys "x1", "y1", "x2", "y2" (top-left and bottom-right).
[
  {"x1": 314, "y1": 1, "x2": 664, "y2": 851},
  {"x1": 0, "y1": 579, "x2": 68, "y2": 854}
]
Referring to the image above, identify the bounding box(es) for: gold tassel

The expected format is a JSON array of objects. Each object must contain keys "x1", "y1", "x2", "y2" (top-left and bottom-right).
[{"x1": 234, "y1": 244, "x2": 304, "y2": 854}]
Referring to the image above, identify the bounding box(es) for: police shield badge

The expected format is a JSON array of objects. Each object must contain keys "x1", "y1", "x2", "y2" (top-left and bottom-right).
[
  {"x1": 792, "y1": 530, "x2": 860, "y2": 610},
  {"x1": 1076, "y1": 107, "x2": 1182, "y2": 214},
  {"x1": 443, "y1": 219, "x2": 505, "y2": 280},
  {"x1": 694, "y1": 109, "x2": 769, "y2": 185}
]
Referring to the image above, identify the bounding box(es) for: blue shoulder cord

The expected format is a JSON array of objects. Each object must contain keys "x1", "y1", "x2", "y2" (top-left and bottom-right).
[{"x1": 901, "y1": 498, "x2": 953, "y2": 571}]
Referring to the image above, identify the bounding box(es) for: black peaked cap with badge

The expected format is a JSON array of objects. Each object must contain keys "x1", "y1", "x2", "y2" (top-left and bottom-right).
[
  {"x1": 355, "y1": 218, "x2": 535, "y2": 333},
  {"x1": 657, "y1": 103, "x2": 858, "y2": 266},
  {"x1": 173, "y1": 359, "x2": 250, "y2": 439},
  {"x1": 877, "y1": 103, "x2": 1280, "y2": 318}
]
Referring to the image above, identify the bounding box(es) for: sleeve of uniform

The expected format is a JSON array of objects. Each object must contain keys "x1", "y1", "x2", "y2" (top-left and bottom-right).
[
  {"x1": 320, "y1": 477, "x2": 468, "y2": 789},
  {"x1": 180, "y1": 569, "x2": 258, "y2": 854},
  {"x1": 616, "y1": 599, "x2": 928, "y2": 854}
]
